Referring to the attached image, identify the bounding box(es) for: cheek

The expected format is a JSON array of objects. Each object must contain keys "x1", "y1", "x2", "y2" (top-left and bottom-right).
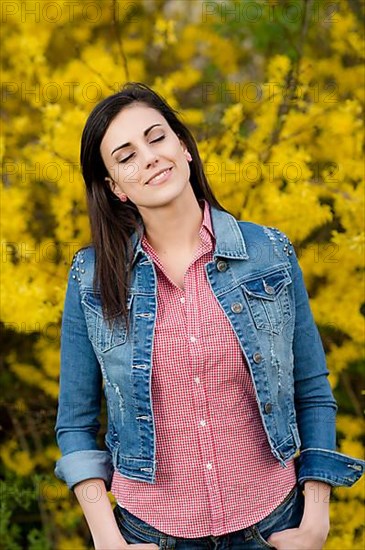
[
  {"x1": 112, "y1": 162, "x2": 138, "y2": 187},
  {"x1": 178, "y1": 156, "x2": 191, "y2": 182},
  {"x1": 121, "y1": 164, "x2": 137, "y2": 184},
  {"x1": 102, "y1": 153, "x2": 120, "y2": 181}
]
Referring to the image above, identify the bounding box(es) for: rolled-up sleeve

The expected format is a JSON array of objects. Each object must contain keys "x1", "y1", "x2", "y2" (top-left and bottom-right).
[
  {"x1": 54, "y1": 252, "x2": 113, "y2": 490},
  {"x1": 296, "y1": 448, "x2": 365, "y2": 487}
]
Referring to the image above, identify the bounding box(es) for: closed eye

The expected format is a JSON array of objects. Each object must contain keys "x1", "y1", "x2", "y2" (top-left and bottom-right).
[
  {"x1": 118, "y1": 135, "x2": 165, "y2": 163},
  {"x1": 150, "y1": 135, "x2": 165, "y2": 143},
  {"x1": 119, "y1": 155, "x2": 133, "y2": 164}
]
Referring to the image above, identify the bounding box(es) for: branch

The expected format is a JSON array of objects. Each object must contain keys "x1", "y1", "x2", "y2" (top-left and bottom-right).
[
  {"x1": 111, "y1": 0, "x2": 130, "y2": 82},
  {"x1": 240, "y1": 0, "x2": 314, "y2": 212},
  {"x1": 261, "y1": 0, "x2": 314, "y2": 163}
]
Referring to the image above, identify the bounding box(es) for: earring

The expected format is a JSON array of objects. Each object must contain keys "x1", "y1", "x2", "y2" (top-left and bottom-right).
[
  {"x1": 119, "y1": 194, "x2": 128, "y2": 202},
  {"x1": 185, "y1": 150, "x2": 192, "y2": 162}
]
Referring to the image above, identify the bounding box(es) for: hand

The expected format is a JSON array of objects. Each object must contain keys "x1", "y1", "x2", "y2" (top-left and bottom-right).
[{"x1": 266, "y1": 523, "x2": 329, "y2": 550}]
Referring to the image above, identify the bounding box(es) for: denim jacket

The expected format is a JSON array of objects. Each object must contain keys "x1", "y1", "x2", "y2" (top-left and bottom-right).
[{"x1": 54, "y1": 206, "x2": 365, "y2": 490}]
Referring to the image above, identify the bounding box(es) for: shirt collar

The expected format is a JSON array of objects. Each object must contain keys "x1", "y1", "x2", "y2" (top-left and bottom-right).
[
  {"x1": 198, "y1": 198, "x2": 215, "y2": 243},
  {"x1": 131, "y1": 200, "x2": 248, "y2": 267}
]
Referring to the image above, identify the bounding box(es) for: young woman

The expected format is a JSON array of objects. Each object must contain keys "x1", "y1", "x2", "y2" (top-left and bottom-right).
[{"x1": 54, "y1": 82, "x2": 364, "y2": 550}]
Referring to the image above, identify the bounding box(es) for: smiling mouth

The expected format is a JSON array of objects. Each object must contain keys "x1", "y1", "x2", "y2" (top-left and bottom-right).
[{"x1": 146, "y1": 167, "x2": 173, "y2": 185}]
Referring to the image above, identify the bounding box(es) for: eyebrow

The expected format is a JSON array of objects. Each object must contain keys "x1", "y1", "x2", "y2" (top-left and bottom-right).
[{"x1": 111, "y1": 124, "x2": 163, "y2": 155}]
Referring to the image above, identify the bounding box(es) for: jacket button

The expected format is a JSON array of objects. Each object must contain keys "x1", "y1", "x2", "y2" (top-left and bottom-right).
[
  {"x1": 264, "y1": 285, "x2": 275, "y2": 294},
  {"x1": 253, "y1": 352, "x2": 262, "y2": 363},
  {"x1": 264, "y1": 402, "x2": 273, "y2": 414},
  {"x1": 216, "y1": 260, "x2": 228, "y2": 272},
  {"x1": 231, "y1": 302, "x2": 243, "y2": 313}
]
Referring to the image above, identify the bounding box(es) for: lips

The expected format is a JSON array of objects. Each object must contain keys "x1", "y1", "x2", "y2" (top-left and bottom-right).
[{"x1": 145, "y1": 167, "x2": 173, "y2": 185}]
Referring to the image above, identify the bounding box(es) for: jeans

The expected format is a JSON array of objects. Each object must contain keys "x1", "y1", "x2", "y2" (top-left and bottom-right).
[{"x1": 113, "y1": 483, "x2": 304, "y2": 549}]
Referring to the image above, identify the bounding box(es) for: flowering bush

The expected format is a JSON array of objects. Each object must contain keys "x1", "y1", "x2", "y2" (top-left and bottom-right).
[{"x1": 1, "y1": 0, "x2": 364, "y2": 547}]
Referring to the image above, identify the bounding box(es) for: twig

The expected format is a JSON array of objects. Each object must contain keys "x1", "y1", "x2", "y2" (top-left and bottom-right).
[
  {"x1": 12, "y1": 413, "x2": 30, "y2": 454},
  {"x1": 340, "y1": 371, "x2": 363, "y2": 417}
]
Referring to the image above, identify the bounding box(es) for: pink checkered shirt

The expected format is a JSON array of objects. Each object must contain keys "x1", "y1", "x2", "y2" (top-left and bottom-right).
[{"x1": 111, "y1": 199, "x2": 297, "y2": 537}]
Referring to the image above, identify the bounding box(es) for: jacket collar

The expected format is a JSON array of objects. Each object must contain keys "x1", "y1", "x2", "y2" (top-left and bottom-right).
[
  {"x1": 130, "y1": 204, "x2": 249, "y2": 267},
  {"x1": 209, "y1": 205, "x2": 249, "y2": 260}
]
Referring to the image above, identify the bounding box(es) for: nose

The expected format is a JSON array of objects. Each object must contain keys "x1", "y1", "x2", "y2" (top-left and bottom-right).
[{"x1": 139, "y1": 143, "x2": 159, "y2": 168}]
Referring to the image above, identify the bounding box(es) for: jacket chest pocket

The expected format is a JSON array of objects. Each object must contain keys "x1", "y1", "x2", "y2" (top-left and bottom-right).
[
  {"x1": 81, "y1": 290, "x2": 133, "y2": 352},
  {"x1": 240, "y1": 269, "x2": 292, "y2": 334}
]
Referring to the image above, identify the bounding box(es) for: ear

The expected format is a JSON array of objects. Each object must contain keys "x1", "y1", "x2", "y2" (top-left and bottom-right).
[{"x1": 179, "y1": 140, "x2": 191, "y2": 160}]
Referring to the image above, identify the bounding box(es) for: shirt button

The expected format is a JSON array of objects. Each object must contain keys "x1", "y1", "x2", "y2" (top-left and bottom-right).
[
  {"x1": 199, "y1": 419, "x2": 206, "y2": 427},
  {"x1": 216, "y1": 260, "x2": 227, "y2": 272},
  {"x1": 194, "y1": 376, "x2": 200, "y2": 384},
  {"x1": 206, "y1": 462, "x2": 213, "y2": 470},
  {"x1": 264, "y1": 402, "x2": 273, "y2": 414},
  {"x1": 253, "y1": 352, "x2": 262, "y2": 363},
  {"x1": 231, "y1": 302, "x2": 243, "y2": 313},
  {"x1": 190, "y1": 336, "x2": 197, "y2": 343},
  {"x1": 180, "y1": 296, "x2": 185, "y2": 303}
]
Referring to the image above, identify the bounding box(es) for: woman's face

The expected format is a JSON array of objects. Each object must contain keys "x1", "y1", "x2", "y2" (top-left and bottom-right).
[{"x1": 100, "y1": 103, "x2": 191, "y2": 210}]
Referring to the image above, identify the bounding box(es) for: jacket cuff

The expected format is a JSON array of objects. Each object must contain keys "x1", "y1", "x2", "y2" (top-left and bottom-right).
[
  {"x1": 295, "y1": 448, "x2": 365, "y2": 488},
  {"x1": 54, "y1": 450, "x2": 114, "y2": 491}
]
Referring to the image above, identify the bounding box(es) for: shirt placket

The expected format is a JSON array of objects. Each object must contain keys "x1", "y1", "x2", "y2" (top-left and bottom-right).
[{"x1": 183, "y1": 236, "x2": 226, "y2": 533}]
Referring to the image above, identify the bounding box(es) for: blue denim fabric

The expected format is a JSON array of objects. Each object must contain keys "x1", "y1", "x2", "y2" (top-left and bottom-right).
[
  {"x1": 113, "y1": 483, "x2": 305, "y2": 549},
  {"x1": 54, "y1": 206, "x2": 365, "y2": 490}
]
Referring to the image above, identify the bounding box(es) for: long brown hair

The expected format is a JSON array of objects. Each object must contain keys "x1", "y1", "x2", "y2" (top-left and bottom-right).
[{"x1": 80, "y1": 82, "x2": 228, "y2": 330}]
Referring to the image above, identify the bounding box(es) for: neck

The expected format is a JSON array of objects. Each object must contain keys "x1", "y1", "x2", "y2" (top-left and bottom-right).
[{"x1": 140, "y1": 191, "x2": 204, "y2": 257}]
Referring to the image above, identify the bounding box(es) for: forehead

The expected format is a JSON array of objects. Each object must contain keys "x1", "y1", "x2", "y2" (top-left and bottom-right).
[{"x1": 102, "y1": 104, "x2": 167, "y2": 148}]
